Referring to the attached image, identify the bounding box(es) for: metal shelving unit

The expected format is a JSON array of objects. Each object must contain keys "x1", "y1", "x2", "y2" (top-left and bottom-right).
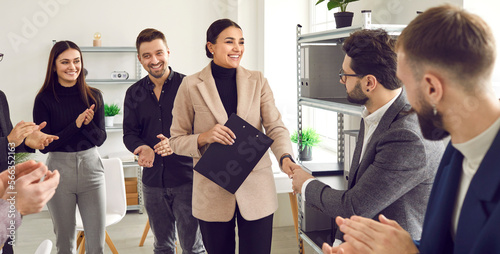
[
  {"x1": 295, "y1": 22, "x2": 405, "y2": 253},
  {"x1": 122, "y1": 161, "x2": 144, "y2": 214},
  {"x1": 80, "y1": 46, "x2": 141, "y2": 85}
]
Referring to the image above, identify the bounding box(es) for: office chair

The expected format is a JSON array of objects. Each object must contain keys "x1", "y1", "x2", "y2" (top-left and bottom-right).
[
  {"x1": 75, "y1": 158, "x2": 126, "y2": 254},
  {"x1": 34, "y1": 239, "x2": 52, "y2": 254}
]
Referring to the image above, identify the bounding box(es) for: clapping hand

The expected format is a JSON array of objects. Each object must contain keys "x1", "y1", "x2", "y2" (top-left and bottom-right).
[
  {"x1": 0, "y1": 161, "x2": 60, "y2": 216},
  {"x1": 24, "y1": 121, "x2": 59, "y2": 150},
  {"x1": 7, "y1": 121, "x2": 38, "y2": 147}
]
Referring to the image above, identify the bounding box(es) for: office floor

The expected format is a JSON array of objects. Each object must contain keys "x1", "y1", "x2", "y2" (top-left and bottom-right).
[{"x1": 14, "y1": 210, "x2": 316, "y2": 254}]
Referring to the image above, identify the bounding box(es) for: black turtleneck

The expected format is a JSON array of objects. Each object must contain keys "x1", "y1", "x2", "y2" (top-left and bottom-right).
[
  {"x1": 33, "y1": 82, "x2": 106, "y2": 153},
  {"x1": 211, "y1": 61, "x2": 237, "y2": 117}
]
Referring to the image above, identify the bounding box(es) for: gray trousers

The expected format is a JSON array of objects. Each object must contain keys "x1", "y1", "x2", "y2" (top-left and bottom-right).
[
  {"x1": 143, "y1": 183, "x2": 205, "y2": 254},
  {"x1": 46, "y1": 147, "x2": 106, "y2": 254}
]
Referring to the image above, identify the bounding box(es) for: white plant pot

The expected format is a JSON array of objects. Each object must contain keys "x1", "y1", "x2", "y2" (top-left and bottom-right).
[{"x1": 105, "y1": 116, "x2": 115, "y2": 127}]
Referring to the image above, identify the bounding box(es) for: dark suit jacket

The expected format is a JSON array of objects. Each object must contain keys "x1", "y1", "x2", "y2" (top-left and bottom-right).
[
  {"x1": 305, "y1": 92, "x2": 444, "y2": 240},
  {"x1": 0, "y1": 90, "x2": 32, "y2": 172},
  {"x1": 417, "y1": 129, "x2": 500, "y2": 253}
]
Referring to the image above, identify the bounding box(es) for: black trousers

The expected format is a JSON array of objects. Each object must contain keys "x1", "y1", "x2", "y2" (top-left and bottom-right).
[
  {"x1": 198, "y1": 205, "x2": 273, "y2": 254},
  {"x1": 2, "y1": 240, "x2": 13, "y2": 254}
]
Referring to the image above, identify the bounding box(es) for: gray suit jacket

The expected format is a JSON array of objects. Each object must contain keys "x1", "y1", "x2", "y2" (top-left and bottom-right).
[
  {"x1": 305, "y1": 92, "x2": 444, "y2": 240},
  {"x1": 0, "y1": 90, "x2": 32, "y2": 172}
]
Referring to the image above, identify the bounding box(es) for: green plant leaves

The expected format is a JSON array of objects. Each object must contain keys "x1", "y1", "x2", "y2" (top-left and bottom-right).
[
  {"x1": 14, "y1": 153, "x2": 33, "y2": 165},
  {"x1": 315, "y1": 0, "x2": 360, "y2": 12},
  {"x1": 104, "y1": 103, "x2": 121, "y2": 117},
  {"x1": 291, "y1": 127, "x2": 322, "y2": 151}
]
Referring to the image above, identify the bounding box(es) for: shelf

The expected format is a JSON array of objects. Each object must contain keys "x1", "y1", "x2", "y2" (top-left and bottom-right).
[
  {"x1": 301, "y1": 162, "x2": 344, "y2": 177},
  {"x1": 105, "y1": 123, "x2": 123, "y2": 132},
  {"x1": 298, "y1": 24, "x2": 406, "y2": 44},
  {"x1": 126, "y1": 205, "x2": 142, "y2": 211},
  {"x1": 80, "y1": 46, "x2": 137, "y2": 52},
  {"x1": 299, "y1": 97, "x2": 363, "y2": 116},
  {"x1": 86, "y1": 79, "x2": 140, "y2": 85},
  {"x1": 122, "y1": 161, "x2": 140, "y2": 168}
]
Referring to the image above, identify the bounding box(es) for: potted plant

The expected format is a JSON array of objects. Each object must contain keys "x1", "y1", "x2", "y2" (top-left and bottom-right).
[
  {"x1": 291, "y1": 127, "x2": 322, "y2": 161},
  {"x1": 316, "y1": 0, "x2": 360, "y2": 29},
  {"x1": 14, "y1": 152, "x2": 33, "y2": 164},
  {"x1": 104, "y1": 103, "x2": 120, "y2": 127}
]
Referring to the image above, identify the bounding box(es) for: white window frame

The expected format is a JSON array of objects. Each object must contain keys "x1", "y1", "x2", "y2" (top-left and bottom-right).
[{"x1": 310, "y1": 0, "x2": 339, "y2": 33}]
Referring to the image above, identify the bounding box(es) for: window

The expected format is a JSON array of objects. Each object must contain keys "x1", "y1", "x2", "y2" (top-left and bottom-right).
[
  {"x1": 310, "y1": 0, "x2": 338, "y2": 32},
  {"x1": 302, "y1": 0, "x2": 339, "y2": 153}
]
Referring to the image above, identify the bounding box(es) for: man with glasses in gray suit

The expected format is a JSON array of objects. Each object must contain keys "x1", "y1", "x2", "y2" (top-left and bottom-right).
[{"x1": 292, "y1": 29, "x2": 444, "y2": 246}]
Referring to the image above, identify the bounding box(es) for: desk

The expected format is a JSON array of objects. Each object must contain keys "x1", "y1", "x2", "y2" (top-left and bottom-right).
[
  {"x1": 272, "y1": 149, "x2": 306, "y2": 252},
  {"x1": 273, "y1": 171, "x2": 303, "y2": 252}
]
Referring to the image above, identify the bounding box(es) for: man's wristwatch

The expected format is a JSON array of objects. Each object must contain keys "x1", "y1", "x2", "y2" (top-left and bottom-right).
[{"x1": 280, "y1": 154, "x2": 295, "y2": 168}]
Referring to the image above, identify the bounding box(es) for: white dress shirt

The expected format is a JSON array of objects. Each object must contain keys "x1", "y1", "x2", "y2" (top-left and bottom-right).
[{"x1": 301, "y1": 90, "x2": 402, "y2": 198}]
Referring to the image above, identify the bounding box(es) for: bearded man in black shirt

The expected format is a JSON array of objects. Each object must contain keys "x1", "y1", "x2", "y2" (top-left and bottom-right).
[{"x1": 123, "y1": 29, "x2": 204, "y2": 254}]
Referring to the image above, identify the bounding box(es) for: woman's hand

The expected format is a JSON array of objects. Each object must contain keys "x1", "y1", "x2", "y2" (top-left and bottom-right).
[
  {"x1": 76, "y1": 104, "x2": 95, "y2": 128},
  {"x1": 197, "y1": 124, "x2": 236, "y2": 147},
  {"x1": 76, "y1": 112, "x2": 86, "y2": 128},
  {"x1": 83, "y1": 104, "x2": 95, "y2": 125},
  {"x1": 281, "y1": 155, "x2": 301, "y2": 177}
]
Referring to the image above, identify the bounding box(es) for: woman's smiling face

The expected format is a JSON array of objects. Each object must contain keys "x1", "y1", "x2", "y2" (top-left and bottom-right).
[
  {"x1": 55, "y1": 48, "x2": 81, "y2": 87},
  {"x1": 208, "y1": 26, "x2": 244, "y2": 69}
]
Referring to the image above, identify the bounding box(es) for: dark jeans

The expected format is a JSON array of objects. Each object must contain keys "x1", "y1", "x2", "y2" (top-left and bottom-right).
[
  {"x1": 143, "y1": 183, "x2": 204, "y2": 254},
  {"x1": 198, "y1": 205, "x2": 274, "y2": 254}
]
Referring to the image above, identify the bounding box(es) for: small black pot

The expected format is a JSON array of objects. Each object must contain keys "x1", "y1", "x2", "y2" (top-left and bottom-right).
[
  {"x1": 334, "y1": 12, "x2": 354, "y2": 29},
  {"x1": 299, "y1": 146, "x2": 312, "y2": 161}
]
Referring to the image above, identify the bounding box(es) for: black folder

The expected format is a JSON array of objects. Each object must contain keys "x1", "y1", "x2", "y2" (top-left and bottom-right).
[{"x1": 194, "y1": 113, "x2": 274, "y2": 194}]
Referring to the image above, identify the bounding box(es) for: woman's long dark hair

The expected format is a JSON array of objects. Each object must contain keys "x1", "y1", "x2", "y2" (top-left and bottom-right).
[{"x1": 38, "y1": 40, "x2": 101, "y2": 108}]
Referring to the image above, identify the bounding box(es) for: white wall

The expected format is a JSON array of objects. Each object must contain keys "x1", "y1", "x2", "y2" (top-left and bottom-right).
[
  {"x1": 463, "y1": 0, "x2": 500, "y2": 96},
  {"x1": 347, "y1": 0, "x2": 463, "y2": 26},
  {"x1": 0, "y1": 0, "x2": 266, "y2": 160},
  {"x1": 263, "y1": 0, "x2": 310, "y2": 134}
]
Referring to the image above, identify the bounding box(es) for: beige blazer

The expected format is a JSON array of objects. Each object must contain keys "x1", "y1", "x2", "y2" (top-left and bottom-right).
[{"x1": 170, "y1": 63, "x2": 293, "y2": 222}]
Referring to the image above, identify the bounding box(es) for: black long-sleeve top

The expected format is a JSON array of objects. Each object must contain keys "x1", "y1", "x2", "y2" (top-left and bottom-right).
[
  {"x1": 33, "y1": 83, "x2": 106, "y2": 153},
  {"x1": 0, "y1": 90, "x2": 33, "y2": 172},
  {"x1": 211, "y1": 61, "x2": 237, "y2": 117},
  {"x1": 123, "y1": 68, "x2": 193, "y2": 188}
]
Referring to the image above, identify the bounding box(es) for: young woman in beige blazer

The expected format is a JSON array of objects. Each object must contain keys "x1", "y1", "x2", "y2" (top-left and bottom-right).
[{"x1": 169, "y1": 19, "x2": 301, "y2": 254}]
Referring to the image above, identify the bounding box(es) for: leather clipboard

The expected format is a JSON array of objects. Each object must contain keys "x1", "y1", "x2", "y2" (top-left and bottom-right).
[{"x1": 194, "y1": 113, "x2": 274, "y2": 194}]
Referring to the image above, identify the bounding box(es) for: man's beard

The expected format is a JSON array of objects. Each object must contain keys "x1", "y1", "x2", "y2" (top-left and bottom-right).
[
  {"x1": 147, "y1": 62, "x2": 166, "y2": 79},
  {"x1": 346, "y1": 81, "x2": 368, "y2": 105},
  {"x1": 415, "y1": 98, "x2": 450, "y2": 141}
]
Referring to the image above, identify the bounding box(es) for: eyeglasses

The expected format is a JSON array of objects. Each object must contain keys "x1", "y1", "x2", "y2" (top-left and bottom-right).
[
  {"x1": 339, "y1": 68, "x2": 364, "y2": 83},
  {"x1": 0, "y1": 53, "x2": 3, "y2": 62}
]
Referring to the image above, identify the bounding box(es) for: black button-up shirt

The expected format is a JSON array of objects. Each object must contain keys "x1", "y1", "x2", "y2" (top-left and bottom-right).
[{"x1": 123, "y1": 68, "x2": 193, "y2": 188}]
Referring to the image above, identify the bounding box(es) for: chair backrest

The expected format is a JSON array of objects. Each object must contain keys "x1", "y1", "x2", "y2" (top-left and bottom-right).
[
  {"x1": 76, "y1": 157, "x2": 127, "y2": 229},
  {"x1": 103, "y1": 157, "x2": 127, "y2": 218},
  {"x1": 34, "y1": 239, "x2": 52, "y2": 254}
]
